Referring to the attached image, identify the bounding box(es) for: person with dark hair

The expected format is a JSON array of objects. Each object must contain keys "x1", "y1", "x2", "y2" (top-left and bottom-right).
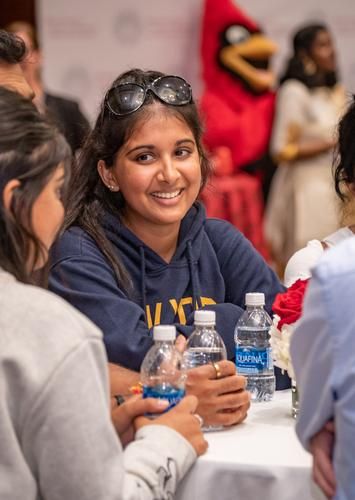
[
  {"x1": 0, "y1": 85, "x2": 207, "y2": 499},
  {"x1": 6, "y1": 21, "x2": 90, "y2": 153},
  {"x1": 49, "y1": 68, "x2": 287, "y2": 426},
  {"x1": 265, "y1": 22, "x2": 346, "y2": 270},
  {"x1": 0, "y1": 27, "x2": 26, "y2": 63},
  {"x1": 0, "y1": 28, "x2": 33, "y2": 98}
]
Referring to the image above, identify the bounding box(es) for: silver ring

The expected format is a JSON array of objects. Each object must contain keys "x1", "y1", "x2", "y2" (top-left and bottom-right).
[{"x1": 193, "y1": 413, "x2": 204, "y2": 427}]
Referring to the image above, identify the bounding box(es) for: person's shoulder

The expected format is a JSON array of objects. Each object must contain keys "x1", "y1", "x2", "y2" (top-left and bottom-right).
[
  {"x1": 204, "y1": 217, "x2": 243, "y2": 243},
  {"x1": 284, "y1": 240, "x2": 324, "y2": 287},
  {"x1": 4, "y1": 280, "x2": 101, "y2": 344},
  {"x1": 313, "y1": 236, "x2": 355, "y2": 282},
  {"x1": 205, "y1": 216, "x2": 241, "y2": 234},
  {"x1": 0, "y1": 280, "x2": 103, "y2": 394},
  {"x1": 324, "y1": 226, "x2": 353, "y2": 246},
  {"x1": 203, "y1": 218, "x2": 255, "y2": 262},
  {"x1": 51, "y1": 226, "x2": 103, "y2": 264},
  {"x1": 45, "y1": 92, "x2": 81, "y2": 111},
  {"x1": 278, "y1": 79, "x2": 309, "y2": 99}
]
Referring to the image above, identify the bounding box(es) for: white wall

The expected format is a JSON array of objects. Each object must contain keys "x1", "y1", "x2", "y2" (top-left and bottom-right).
[{"x1": 37, "y1": 0, "x2": 355, "y2": 122}]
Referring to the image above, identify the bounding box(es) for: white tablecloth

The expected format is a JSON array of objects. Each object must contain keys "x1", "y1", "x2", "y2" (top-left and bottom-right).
[{"x1": 176, "y1": 390, "x2": 325, "y2": 500}]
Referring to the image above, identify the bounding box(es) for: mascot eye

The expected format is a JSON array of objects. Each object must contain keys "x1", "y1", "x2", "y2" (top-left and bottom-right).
[{"x1": 225, "y1": 25, "x2": 250, "y2": 45}]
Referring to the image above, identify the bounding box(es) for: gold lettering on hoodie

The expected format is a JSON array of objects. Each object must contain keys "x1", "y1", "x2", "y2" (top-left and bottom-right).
[
  {"x1": 146, "y1": 296, "x2": 217, "y2": 328},
  {"x1": 145, "y1": 302, "x2": 162, "y2": 329},
  {"x1": 169, "y1": 297, "x2": 193, "y2": 324}
]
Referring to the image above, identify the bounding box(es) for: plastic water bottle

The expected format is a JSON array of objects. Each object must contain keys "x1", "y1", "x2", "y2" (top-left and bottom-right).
[
  {"x1": 184, "y1": 310, "x2": 227, "y2": 431},
  {"x1": 235, "y1": 293, "x2": 275, "y2": 402},
  {"x1": 141, "y1": 325, "x2": 186, "y2": 416},
  {"x1": 184, "y1": 310, "x2": 227, "y2": 368}
]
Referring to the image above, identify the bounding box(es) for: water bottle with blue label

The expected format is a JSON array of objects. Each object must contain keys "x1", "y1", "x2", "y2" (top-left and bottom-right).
[
  {"x1": 235, "y1": 293, "x2": 275, "y2": 402},
  {"x1": 141, "y1": 325, "x2": 186, "y2": 416}
]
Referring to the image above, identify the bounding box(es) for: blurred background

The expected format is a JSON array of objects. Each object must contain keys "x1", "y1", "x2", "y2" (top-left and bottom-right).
[{"x1": 1, "y1": 0, "x2": 354, "y2": 122}]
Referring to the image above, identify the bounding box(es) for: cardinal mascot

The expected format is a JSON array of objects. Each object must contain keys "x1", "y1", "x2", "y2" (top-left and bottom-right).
[{"x1": 200, "y1": 0, "x2": 277, "y2": 257}]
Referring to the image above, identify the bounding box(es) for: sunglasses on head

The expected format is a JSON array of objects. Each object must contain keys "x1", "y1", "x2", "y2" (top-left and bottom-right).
[{"x1": 105, "y1": 75, "x2": 192, "y2": 116}]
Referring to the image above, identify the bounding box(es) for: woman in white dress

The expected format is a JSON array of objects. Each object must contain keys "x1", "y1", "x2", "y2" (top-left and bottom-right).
[
  {"x1": 265, "y1": 23, "x2": 346, "y2": 269},
  {"x1": 284, "y1": 97, "x2": 355, "y2": 288}
]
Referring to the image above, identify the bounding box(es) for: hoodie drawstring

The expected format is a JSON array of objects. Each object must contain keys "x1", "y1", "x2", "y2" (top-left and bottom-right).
[
  {"x1": 187, "y1": 240, "x2": 201, "y2": 310},
  {"x1": 139, "y1": 241, "x2": 201, "y2": 325},
  {"x1": 139, "y1": 246, "x2": 147, "y2": 321}
]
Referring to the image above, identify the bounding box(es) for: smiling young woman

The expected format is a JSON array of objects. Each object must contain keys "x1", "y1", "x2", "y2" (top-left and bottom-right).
[
  {"x1": 49, "y1": 69, "x2": 287, "y2": 427},
  {"x1": 97, "y1": 109, "x2": 202, "y2": 262}
]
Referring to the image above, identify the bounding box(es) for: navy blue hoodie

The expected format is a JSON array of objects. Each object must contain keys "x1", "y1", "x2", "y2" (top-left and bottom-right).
[{"x1": 49, "y1": 203, "x2": 288, "y2": 385}]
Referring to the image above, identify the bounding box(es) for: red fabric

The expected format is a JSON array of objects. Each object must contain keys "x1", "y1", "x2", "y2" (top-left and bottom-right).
[
  {"x1": 200, "y1": 92, "x2": 275, "y2": 172},
  {"x1": 272, "y1": 279, "x2": 310, "y2": 328},
  {"x1": 200, "y1": 0, "x2": 275, "y2": 173},
  {"x1": 201, "y1": 0, "x2": 258, "y2": 86},
  {"x1": 201, "y1": 168, "x2": 269, "y2": 259},
  {"x1": 199, "y1": 0, "x2": 277, "y2": 257}
]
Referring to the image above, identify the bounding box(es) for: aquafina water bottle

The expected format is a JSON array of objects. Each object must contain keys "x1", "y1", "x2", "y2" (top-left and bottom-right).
[
  {"x1": 184, "y1": 309, "x2": 227, "y2": 430},
  {"x1": 141, "y1": 325, "x2": 186, "y2": 416},
  {"x1": 235, "y1": 293, "x2": 275, "y2": 402}
]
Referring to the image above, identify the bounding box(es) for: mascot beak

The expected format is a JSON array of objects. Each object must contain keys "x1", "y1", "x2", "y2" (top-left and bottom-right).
[
  {"x1": 219, "y1": 32, "x2": 278, "y2": 93},
  {"x1": 236, "y1": 34, "x2": 278, "y2": 59}
]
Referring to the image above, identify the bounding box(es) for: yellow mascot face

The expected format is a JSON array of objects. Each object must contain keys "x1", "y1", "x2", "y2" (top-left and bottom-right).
[{"x1": 218, "y1": 23, "x2": 277, "y2": 93}]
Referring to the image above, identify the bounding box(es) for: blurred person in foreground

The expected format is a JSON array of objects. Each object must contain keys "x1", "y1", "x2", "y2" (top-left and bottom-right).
[
  {"x1": 290, "y1": 100, "x2": 355, "y2": 499},
  {"x1": 291, "y1": 238, "x2": 354, "y2": 500},
  {"x1": 6, "y1": 21, "x2": 90, "y2": 153}
]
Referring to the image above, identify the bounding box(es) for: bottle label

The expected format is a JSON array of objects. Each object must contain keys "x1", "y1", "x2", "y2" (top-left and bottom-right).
[
  {"x1": 143, "y1": 385, "x2": 185, "y2": 416},
  {"x1": 235, "y1": 347, "x2": 273, "y2": 375}
]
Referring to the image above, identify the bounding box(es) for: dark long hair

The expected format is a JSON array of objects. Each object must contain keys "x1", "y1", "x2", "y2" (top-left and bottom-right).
[
  {"x1": 0, "y1": 87, "x2": 71, "y2": 284},
  {"x1": 334, "y1": 97, "x2": 355, "y2": 203},
  {"x1": 0, "y1": 29, "x2": 26, "y2": 63},
  {"x1": 280, "y1": 23, "x2": 338, "y2": 88},
  {"x1": 65, "y1": 68, "x2": 213, "y2": 291}
]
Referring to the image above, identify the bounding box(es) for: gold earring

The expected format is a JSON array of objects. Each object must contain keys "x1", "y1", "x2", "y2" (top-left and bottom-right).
[{"x1": 303, "y1": 57, "x2": 316, "y2": 76}]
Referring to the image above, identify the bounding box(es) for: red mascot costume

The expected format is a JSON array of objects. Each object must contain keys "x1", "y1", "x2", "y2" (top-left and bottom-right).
[{"x1": 200, "y1": 0, "x2": 277, "y2": 258}]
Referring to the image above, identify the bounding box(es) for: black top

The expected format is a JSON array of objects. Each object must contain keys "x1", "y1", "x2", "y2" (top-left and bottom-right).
[{"x1": 45, "y1": 93, "x2": 90, "y2": 153}]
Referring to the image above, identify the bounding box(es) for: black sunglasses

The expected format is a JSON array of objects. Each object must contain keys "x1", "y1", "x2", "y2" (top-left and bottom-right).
[{"x1": 105, "y1": 75, "x2": 192, "y2": 116}]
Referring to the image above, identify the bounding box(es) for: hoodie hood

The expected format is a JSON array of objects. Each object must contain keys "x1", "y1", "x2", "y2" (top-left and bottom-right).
[
  {"x1": 101, "y1": 202, "x2": 206, "y2": 315},
  {"x1": 102, "y1": 202, "x2": 206, "y2": 270}
]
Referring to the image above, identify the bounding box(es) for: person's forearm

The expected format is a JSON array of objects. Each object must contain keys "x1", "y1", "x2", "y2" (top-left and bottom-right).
[
  {"x1": 296, "y1": 138, "x2": 335, "y2": 160},
  {"x1": 277, "y1": 138, "x2": 335, "y2": 163},
  {"x1": 109, "y1": 362, "x2": 140, "y2": 395}
]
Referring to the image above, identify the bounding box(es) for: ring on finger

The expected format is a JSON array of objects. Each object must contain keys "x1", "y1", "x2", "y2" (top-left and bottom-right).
[
  {"x1": 114, "y1": 394, "x2": 126, "y2": 406},
  {"x1": 212, "y1": 362, "x2": 222, "y2": 379},
  {"x1": 193, "y1": 413, "x2": 204, "y2": 427}
]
